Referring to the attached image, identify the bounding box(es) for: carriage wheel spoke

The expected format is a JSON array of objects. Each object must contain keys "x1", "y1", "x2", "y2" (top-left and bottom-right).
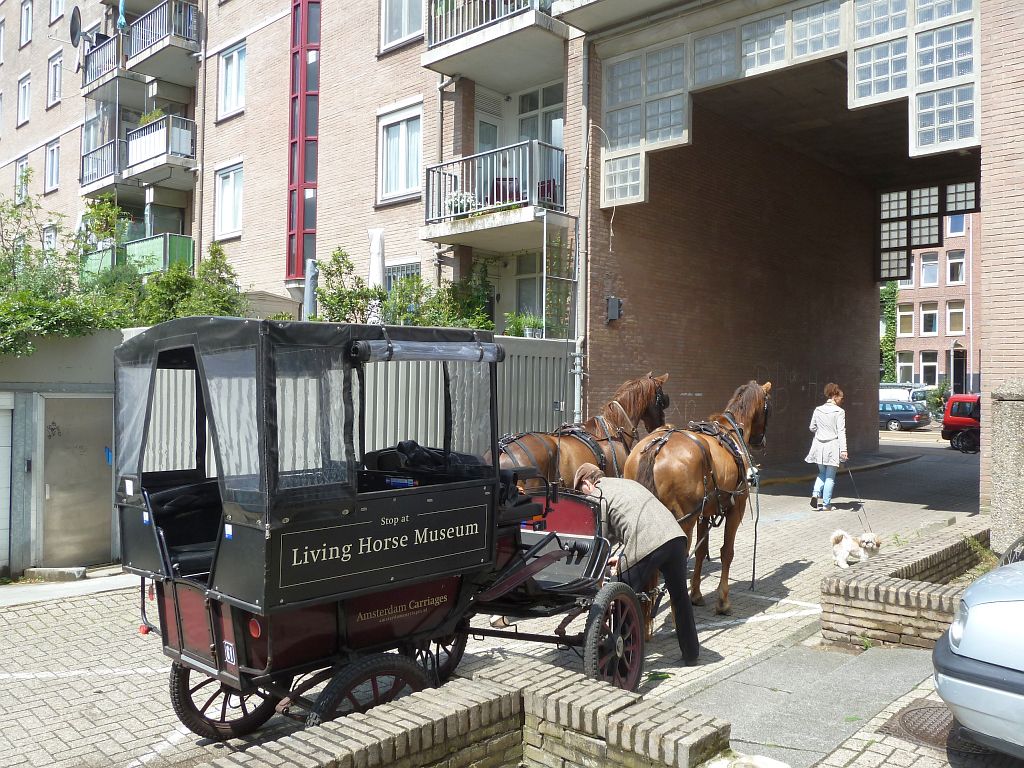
[
  {"x1": 190, "y1": 676, "x2": 216, "y2": 697},
  {"x1": 220, "y1": 692, "x2": 229, "y2": 722},
  {"x1": 199, "y1": 689, "x2": 222, "y2": 717}
]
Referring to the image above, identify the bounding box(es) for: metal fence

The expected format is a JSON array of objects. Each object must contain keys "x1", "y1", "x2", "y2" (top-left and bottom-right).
[
  {"x1": 128, "y1": 0, "x2": 200, "y2": 57},
  {"x1": 425, "y1": 140, "x2": 565, "y2": 223},
  {"x1": 126, "y1": 116, "x2": 197, "y2": 167},
  {"x1": 83, "y1": 35, "x2": 119, "y2": 86},
  {"x1": 428, "y1": 0, "x2": 551, "y2": 46},
  {"x1": 81, "y1": 140, "x2": 127, "y2": 185}
]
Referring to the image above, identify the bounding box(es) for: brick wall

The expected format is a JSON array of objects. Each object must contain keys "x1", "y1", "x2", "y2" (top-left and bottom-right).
[
  {"x1": 584, "y1": 99, "x2": 879, "y2": 463},
  {"x1": 821, "y1": 520, "x2": 989, "y2": 649},
  {"x1": 979, "y1": 0, "x2": 1024, "y2": 526}
]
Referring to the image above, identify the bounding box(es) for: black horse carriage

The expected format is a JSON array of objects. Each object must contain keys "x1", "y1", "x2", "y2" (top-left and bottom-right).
[{"x1": 115, "y1": 318, "x2": 647, "y2": 739}]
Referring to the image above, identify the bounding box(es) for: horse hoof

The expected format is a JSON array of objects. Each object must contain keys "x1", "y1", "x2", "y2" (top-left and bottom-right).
[
  {"x1": 715, "y1": 604, "x2": 731, "y2": 616},
  {"x1": 690, "y1": 595, "x2": 705, "y2": 607}
]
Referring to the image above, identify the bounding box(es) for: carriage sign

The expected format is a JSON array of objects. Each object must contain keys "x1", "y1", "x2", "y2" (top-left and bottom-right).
[{"x1": 278, "y1": 485, "x2": 491, "y2": 591}]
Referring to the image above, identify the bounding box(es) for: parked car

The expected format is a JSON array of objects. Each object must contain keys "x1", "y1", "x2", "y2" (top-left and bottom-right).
[
  {"x1": 942, "y1": 393, "x2": 981, "y2": 442},
  {"x1": 879, "y1": 400, "x2": 931, "y2": 431},
  {"x1": 933, "y1": 540, "x2": 1024, "y2": 760}
]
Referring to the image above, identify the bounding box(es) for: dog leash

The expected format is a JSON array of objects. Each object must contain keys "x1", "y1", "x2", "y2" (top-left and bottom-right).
[{"x1": 844, "y1": 463, "x2": 874, "y2": 533}]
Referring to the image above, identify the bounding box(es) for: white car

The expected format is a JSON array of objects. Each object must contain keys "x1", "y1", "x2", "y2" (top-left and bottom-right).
[{"x1": 933, "y1": 543, "x2": 1024, "y2": 760}]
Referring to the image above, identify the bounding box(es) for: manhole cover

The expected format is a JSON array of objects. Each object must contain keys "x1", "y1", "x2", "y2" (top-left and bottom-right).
[{"x1": 878, "y1": 700, "x2": 993, "y2": 755}]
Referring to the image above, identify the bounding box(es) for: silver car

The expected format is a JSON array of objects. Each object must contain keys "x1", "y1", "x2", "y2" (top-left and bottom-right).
[{"x1": 933, "y1": 541, "x2": 1024, "y2": 760}]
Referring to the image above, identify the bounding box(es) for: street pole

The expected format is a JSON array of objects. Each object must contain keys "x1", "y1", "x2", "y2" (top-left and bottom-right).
[{"x1": 302, "y1": 258, "x2": 318, "y2": 320}]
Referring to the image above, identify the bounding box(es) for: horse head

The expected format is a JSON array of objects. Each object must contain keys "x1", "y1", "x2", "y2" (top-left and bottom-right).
[
  {"x1": 643, "y1": 372, "x2": 671, "y2": 433},
  {"x1": 748, "y1": 381, "x2": 773, "y2": 449}
]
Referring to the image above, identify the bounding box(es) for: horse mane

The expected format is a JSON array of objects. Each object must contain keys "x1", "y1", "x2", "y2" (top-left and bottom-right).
[
  {"x1": 711, "y1": 380, "x2": 762, "y2": 423},
  {"x1": 600, "y1": 375, "x2": 656, "y2": 423}
]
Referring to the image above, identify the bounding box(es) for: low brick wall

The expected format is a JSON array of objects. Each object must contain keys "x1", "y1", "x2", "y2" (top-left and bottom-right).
[
  {"x1": 196, "y1": 659, "x2": 731, "y2": 768},
  {"x1": 821, "y1": 519, "x2": 989, "y2": 649}
]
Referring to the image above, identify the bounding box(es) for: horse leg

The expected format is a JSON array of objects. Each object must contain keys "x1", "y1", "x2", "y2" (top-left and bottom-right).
[
  {"x1": 689, "y1": 518, "x2": 710, "y2": 607},
  {"x1": 715, "y1": 500, "x2": 745, "y2": 615}
]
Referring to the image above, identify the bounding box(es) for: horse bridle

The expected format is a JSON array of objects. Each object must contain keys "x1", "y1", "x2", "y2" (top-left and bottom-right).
[{"x1": 723, "y1": 391, "x2": 771, "y2": 451}]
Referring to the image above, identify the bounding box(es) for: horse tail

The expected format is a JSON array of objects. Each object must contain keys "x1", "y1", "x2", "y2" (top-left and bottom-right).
[{"x1": 634, "y1": 445, "x2": 659, "y2": 496}]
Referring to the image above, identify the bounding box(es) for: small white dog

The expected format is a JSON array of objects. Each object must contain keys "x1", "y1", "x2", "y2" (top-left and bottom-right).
[{"x1": 831, "y1": 529, "x2": 882, "y2": 568}]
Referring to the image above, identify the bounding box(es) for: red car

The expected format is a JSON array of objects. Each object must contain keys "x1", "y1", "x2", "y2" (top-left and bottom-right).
[{"x1": 941, "y1": 393, "x2": 981, "y2": 442}]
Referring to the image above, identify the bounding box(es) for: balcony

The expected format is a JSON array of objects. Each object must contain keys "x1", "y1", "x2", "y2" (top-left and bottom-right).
[
  {"x1": 422, "y1": 0, "x2": 569, "y2": 93},
  {"x1": 421, "y1": 140, "x2": 573, "y2": 251},
  {"x1": 124, "y1": 116, "x2": 197, "y2": 189},
  {"x1": 126, "y1": 1, "x2": 200, "y2": 87},
  {"x1": 82, "y1": 234, "x2": 195, "y2": 277},
  {"x1": 82, "y1": 33, "x2": 148, "y2": 106},
  {"x1": 550, "y1": 0, "x2": 685, "y2": 34},
  {"x1": 80, "y1": 139, "x2": 144, "y2": 200}
]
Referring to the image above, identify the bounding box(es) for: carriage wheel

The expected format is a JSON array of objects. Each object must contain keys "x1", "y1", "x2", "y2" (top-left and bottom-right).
[
  {"x1": 169, "y1": 662, "x2": 283, "y2": 740},
  {"x1": 583, "y1": 582, "x2": 645, "y2": 691},
  {"x1": 305, "y1": 654, "x2": 431, "y2": 727},
  {"x1": 403, "y1": 630, "x2": 469, "y2": 684}
]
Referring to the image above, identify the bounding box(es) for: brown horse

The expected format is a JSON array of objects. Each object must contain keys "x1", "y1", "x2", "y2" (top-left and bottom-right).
[
  {"x1": 499, "y1": 373, "x2": 670, "y2": 487},
  {"x1": 624, "y1": 380, "x2": 772, "y2": 616}
]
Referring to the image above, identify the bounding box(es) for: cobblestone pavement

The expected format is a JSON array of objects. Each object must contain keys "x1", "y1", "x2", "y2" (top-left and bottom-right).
[{"x1": 0, "y1": 442, "x2": 1002, "y2": 768}]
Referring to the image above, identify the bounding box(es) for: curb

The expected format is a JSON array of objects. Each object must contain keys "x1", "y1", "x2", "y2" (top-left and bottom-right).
[
  {"x1": 23, "y1": 566, "x2": 87, "y2": 582},
  {"x1": 759, "y1": 454, "x2": 921, "y2": 487}
]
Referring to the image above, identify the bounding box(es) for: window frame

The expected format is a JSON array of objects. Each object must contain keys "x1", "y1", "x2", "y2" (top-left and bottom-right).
[
  {"x1": 16, "y1": 72, "x2": 30, "y2": 126},
  {"x1": 946, "y1": 300, "x2": 965, "y2": 336},
  {"x1": 1, "y1": 19, "x2": 6, "y2": 64},
  {"x1": 947, "y1": 213, "x2": 966, "y2": 236},
  {"x1": 920, "y1": 351, "x2": 939, "y2": 386},
  {"x1": 377, "y1": 102, "x2": 422, "y2": 203},
  {"x1": 896, "y1": 351, "x2": 914, "y2": 383},
  {"x1": 20, "y1": 0, "x2": 32, "y2": 47},
  {"x1": 49, "y1": 0, "x2": 64, "y2": 25},
  {"x1": 46, "y1": 49, "x2": 61, "y2": 107},
  {"x1": 43, "y1": 139, "x2": 59, "y2": 192},
  {"x1": 380, "y1": 0, "x2": 422, "y2": 51},
  {"x1": 384, "y1": 259, "x2": 422, "y2": 293},
  {"x1": 896, "y1": 303, "x2": 914, "y2": 337},
  {"x1": 42, "y1": 224, "x2": 57, "y2": 252},
  {"x1": 920, "y1": 302, "x2": 939, "y2": 336},
  {"x1": 218, "y1": 41, "x2": 246, "y2": 119},
  {"x1": 897, "y1": 254, "x2": 914, "y2": 288},
  {"x1": 947, "y1": 249, "x2": 965, "y2": 284},
  {"x1": 214, "y1": 162, "x2": 244, "y2": 239},
  {"x1": 919, "y1": 251, "x2": 939, "y2": 286},
  {"x1": 15, "y1": 155, "x2": 29, "y2": 202}
]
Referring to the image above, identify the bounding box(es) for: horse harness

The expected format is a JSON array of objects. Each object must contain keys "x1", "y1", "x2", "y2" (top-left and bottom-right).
[{"x1": 639, "y1": 417, "x2": 751, "y2": 532}]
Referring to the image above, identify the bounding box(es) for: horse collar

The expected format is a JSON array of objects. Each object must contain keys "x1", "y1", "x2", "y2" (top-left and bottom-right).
[{"x1": 611, "y1": 400, "x2": 639, "y2": 441}]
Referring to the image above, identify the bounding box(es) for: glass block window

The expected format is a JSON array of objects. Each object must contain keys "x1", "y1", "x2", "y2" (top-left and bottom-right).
[
  {"x1": 741, "y1": 15, "x2": 785, "y2": 72},
  {"x1": 945, "y1": 182, "x2": 977, "y2": 211},
  {"x1": 606, "y1": 45, "x2": 686, "y2": 150},
  {"x1": 694, "y1": 30, "x2": 738, "y2": 86},
  {"x1": 881, "y1": 220, "x2": 907, "y2": 249},
  {"x1": 385, "y1": 262, "x2": 421, "y2": 292},
  {"x1": 646, "y1": 96, "x2": 685, "y2": 143},
  {"x1": 792, "y1": 0, "x2": 840, "y2": 57},
  {"x1": 854, "y1": 39, "x2": 908, "y2": 98},
  {"x1": 606, "y1": 106, "x2": 642, "y2": 150},
  {"x1": 606, "y1": 57, "x2": 642, "y2": 108},
  {"x1": 910, "y1": 186, "x2": 939, "y2": 215},
  {"x1": 604, "y1": 155, "x2": 641, "y2": 202},
  {"x1": 917, "y1": 22, "x2": 973, "y2": 86},
  {"x1": 880, "y1": 250, "x2": 910, "y2": 280},
  {"x1": 917, "y1": 84, "x2": 974, "y2": 147},
  {"x1": 916, "y1": 0, "x2": 972, "y2": 24},
  {"x1": 854, "y1": 0, "x2": 907, "y2": 41},
  {"x1": 881, "y1": 190, "x2": 907, "y2": 219},
  {"x1": 646, "y1": 45, "x2": 684, "y2": 96},
  {"x1": 911, "y1": 217, "x2": 940, "y2": 246}
]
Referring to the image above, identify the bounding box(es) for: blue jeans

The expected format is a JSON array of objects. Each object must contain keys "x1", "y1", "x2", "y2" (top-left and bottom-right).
[{"x1": 813, "y1": 464, "x2": 838, "y2": 507}]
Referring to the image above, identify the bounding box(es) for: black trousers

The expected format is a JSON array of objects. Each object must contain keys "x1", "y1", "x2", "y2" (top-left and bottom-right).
[{"x1": 620, "y1": 537, "x2": 700, "y2": 664}]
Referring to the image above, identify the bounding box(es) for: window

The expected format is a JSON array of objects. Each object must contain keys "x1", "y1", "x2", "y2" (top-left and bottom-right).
[
  {"x1": 921, "y1": 351, "x2": 938, "y2": 385},
  {"x1": 46, "y1": 51, "x2": 61, "y2": 106},
  {"x1": 218, "y1": 42, "x2": 246, "y2": 117},
  {"x1": 896, "y1": 351, "x2": 914, "y2": 383},
  {"x1": 947, "y1": 249, "x2": 965, "y2": 284},
  {"x1": 792, "y1": 0, "x2": 840, "y2": 57},
  {"x1": 947, "y1": 300, "x2": 965, "y2": 334},
  {"x1": 854, "y1": 39, "x2": 908, "y2": 99},
  {"x1": 44, "y1": 140, "x2": 58, "y2": 191},
  {"x1": 15, "y1": 156, "x2": 29, "y2": 202},
  {"x1": 50, "y1": 0, "x2": 64, "y2": 23},
  {"x1": 740, "y1": 15, "x2": 785, "y2": 72},
  {"x1": 694, "y1": 29, "x2": 737, "y2": 86},
  {"x1": 515, "y1": 252, "x2": 540, "y2": 316},
  {"x1": 385, "y1": 261, "x2": 421, "y2": 292},
  {"x1": 517, "y1": 83, "x2": 564, "y2": 147},
  {"x1": 920, "y1": 252, "x2": 938, "y2": 286},
  {"x1": 382, "y1": 0, "x2": 421, "y2": 49},
  {"x1": 920, "y1": 302, "x2": 938, "y2": 335},
  {"x1": 947, "y1": 214, "x2": 965, "y2": 236},
  {"x1": 215, "y1": 163, "x2": 243, "y2": 237},
  {"x1": 17, "y1": 74, "x2": 30, "y2": 126},
  {"x1": 854, "y1": 0, "x2": 907, "y2": 41},
  {"x1": 897, "y1": 303, "x2": 914, "y2": 335},
  {"x1": 917, "y1": 22, "x2": 973, "y2": 86},
  {"x1": 605, "y1": 44, "x2": 686, "y2": 149},
  {"x1": 898, "y1": 254, "x2": 914, "y2": 287},
  {"x1": 20, "y1": 0, "x2": 32, "y2": 46},
  {"x1": 917, "y1": 84, "x2": 975, "y2": 147},
  {"x1": 917, "y1": 0, "x2": 972, "y2": 25},
  {"x1": 42, "y1": 224, "x2": 56, "y2": 252},
  {"x1": 1, "y1": 20, "x2": 5, "y2": 63},
  {"x1": 378, "y1": 104, "x2": 421, "y2": 200}
]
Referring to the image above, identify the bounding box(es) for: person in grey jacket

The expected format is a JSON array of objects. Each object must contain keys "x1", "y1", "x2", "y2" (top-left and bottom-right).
[
  {"x1": 804, "y1": 382, "x2": 849, "y2": 511},
  {"x1": 573, "y1": 463, "x2": 699, "y2": 665}
]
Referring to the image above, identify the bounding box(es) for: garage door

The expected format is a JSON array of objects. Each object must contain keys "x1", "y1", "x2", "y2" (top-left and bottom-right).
[{"x1": 0, "y1": 394, "x2": 12, "y2": 574}]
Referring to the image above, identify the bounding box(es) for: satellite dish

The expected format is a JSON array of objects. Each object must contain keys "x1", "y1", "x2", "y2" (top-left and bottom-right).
[{"x1": 69, "y1": 6, "x2": 82, "y2": 48}]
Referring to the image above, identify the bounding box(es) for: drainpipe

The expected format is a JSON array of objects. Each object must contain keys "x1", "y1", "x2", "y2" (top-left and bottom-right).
[
  {"x1": 437, "y1": 74, "x2": 460, "y2": 162},
  {"x1": 572, "y1": 40, "x2": 590, "y2": 424},
  {"x1": 967, "y1": 214, "x2": 974, "y2": 391},
  {"x1": 194, "y1": 0, "x2": 210, "y2": 266}
]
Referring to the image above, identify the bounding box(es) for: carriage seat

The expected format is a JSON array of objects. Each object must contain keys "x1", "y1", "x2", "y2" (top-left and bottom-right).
[
  {"x1": 147, "y1": 479, "x2": 222, "y2": 579},
  {"x1": 497, "y1": 469, "x2": 544, "y2": 526},
  {"x1": 167, "y1": 541, "x2": 218, "y2": 578}
]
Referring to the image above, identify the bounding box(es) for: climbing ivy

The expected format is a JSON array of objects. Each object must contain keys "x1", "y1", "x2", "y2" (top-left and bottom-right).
[{"x1": 880, "y1": 281, "x2": 898, "y2": 382}]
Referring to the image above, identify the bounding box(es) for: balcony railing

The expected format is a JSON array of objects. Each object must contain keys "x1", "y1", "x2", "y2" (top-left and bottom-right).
[
  {"x1": 126, "y1": 116, "x2": 197, "y2": 167},
  {"x1": 425, "y1": 140, "x2": 565, "y2": 223},
  {"x1": 83, "y1": 234, "x2": 195, "y2": 277},
  {"x1": 81, "y1": 140, "x2": 127, "y2": 186},
  {"x1": 128, "y1": 0, "x2": 200, "y2": 58},
  {"x1": 83, "y1": 34, "x2": 121, "y2": 87},
  {"x1": 428, "y1": 0, "x2": 551, "y2": 47}
]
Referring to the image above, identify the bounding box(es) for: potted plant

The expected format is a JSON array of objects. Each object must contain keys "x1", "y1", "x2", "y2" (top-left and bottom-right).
[
  {"x1": 445, "y1": 191, "x2": 478, "y2": 218},
  {"x1": 503, "y1": 311, "x2": 527, "y2": 337},
  {"x1": 139, "y1": 107, "x2": 166, "y2": 127},
  {"x1": 523, "y1": 313, "x2": 544, "y2": 338}
]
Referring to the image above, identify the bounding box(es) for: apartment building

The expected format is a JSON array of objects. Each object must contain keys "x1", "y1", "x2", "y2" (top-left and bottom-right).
[{"x1": 894, "y1": 212, "x2": 981, "y2": 393}]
